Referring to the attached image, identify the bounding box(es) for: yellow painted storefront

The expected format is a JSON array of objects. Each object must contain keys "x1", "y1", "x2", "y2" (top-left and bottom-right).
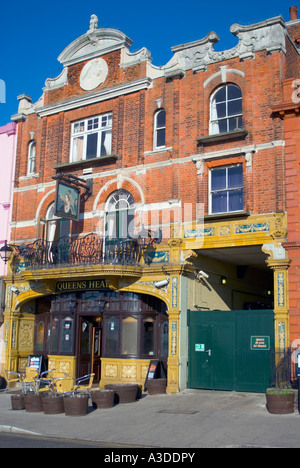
[{"x1": 0, "y1": 213, "x2": 290, "y2": 392}]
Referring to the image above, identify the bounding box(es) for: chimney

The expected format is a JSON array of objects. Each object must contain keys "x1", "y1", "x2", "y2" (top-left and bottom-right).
[{"x1": 290, "y1": 5, "x2": 298, "y2": 20}]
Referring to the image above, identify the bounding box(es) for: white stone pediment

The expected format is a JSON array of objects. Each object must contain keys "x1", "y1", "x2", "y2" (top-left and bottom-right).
[{"x1": 58, "y1": 28, "x2": 133, "y2": 67}]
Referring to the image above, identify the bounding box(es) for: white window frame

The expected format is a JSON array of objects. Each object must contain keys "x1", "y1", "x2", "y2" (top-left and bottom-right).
[
  {"x1": 70, "y1": 113, "x2": 112, "y2": 162},
  {"x1": 27, "y1": 141, "x2": 36, "y2": 175},
  {"x1": 209, "y1": 84, "x2": 242, "y2": 135},
  {"x1": 153, "y1": 109, "x2": 166, "y2": 150},
  {"x1": 209, "y1": 164, "x2": 243, "y2": 215}
]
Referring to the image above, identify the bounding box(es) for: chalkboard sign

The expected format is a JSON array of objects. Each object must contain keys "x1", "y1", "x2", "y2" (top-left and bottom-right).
[
  {"x1": 144, "y1": 360, "x2": 166, "y2": 390},
  {"x1": 27, "y1": 355, "x2": 45, "y2": 376}
]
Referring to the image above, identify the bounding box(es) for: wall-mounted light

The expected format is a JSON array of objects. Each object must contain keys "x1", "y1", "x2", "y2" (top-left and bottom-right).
[
  {"x1": 221, "y1": 276, "x2": 227, "y2": 285},
  {"x1": 0, "y1": 240, "x2": 13, "y2": 264}
]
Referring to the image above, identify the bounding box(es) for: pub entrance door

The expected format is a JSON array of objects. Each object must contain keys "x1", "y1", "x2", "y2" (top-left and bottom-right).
[{"x1": 78, "y1": 316, "x2": 102, "y2": 382}]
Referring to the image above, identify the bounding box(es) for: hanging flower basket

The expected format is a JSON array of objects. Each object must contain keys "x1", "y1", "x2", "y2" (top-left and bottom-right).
[
  {"x1": 266, "y1": 389, "x2": 295, "y2": 414},
  {"x1": 42, "y1": 393, "x2": 65, "y2": 414},
  {"x1": 63, "y1": 393, "x2": 89, "y2": 416}
]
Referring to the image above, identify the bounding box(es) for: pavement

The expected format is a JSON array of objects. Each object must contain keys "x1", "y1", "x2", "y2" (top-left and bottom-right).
[{"x1": 1, "y1": 388, "x2": 300, "y2": 448}]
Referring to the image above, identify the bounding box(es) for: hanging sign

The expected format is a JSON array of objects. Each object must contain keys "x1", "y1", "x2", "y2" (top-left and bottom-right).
[{"x1": 55, "y1": 181, "x2": 80, "y2": 221}]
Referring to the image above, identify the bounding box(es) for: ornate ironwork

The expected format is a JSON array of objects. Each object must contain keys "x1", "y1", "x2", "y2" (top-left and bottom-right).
[{"x1": 16, "y1": 233, "x2": 142, "y2": 269}]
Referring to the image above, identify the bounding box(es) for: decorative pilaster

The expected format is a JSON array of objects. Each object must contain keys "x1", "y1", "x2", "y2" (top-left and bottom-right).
[{"x1": 167, "y1": 309, "x2": 180, "y2": 393}]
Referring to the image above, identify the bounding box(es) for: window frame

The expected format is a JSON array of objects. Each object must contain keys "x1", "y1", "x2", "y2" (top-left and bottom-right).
[
  {"x1": 27, "y1": 140, "x2": 36, "y2": 175},
  {"x1": 209, "y1": 164, "x2": 244, "y2": 215},
  {"x1": 209, "y1": 84, "x2": 242, "y2": 135},
  {"x1": 70, "y1": 113, "x2": 112, "y2": 163},
  {"x1": 153, "y1": 109, "x2": 166, "y2": 150}
]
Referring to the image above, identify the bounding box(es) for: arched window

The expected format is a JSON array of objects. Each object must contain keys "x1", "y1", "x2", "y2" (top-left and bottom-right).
[
  {"x1": 154, "y1": 109, "x2": 166, "y2": 149},
  {"x1": 27, "y1": 141, "x2": 36, "y2": 175},
  {"x1": 210, "y1": 84, "x2": 242, "y2": 135},
  {"x1": 105, "y1": 190, "x2": 135, "y2": 240}
]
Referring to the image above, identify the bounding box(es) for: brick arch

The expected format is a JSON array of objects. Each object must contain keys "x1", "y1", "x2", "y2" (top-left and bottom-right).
[
  {"x1": 35, "y1": 188, "x2": 56, "y2": 220},
  {"x1": 93, "y1": 176, "x2": 145, "y2": 212}
]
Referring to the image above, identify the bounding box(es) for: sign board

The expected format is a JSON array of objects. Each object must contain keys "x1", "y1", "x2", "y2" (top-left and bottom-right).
[
  {"x1": 250, "y1": 336, "x2": 270, "y2": 351},
  {"x1": 28, "y1": 355, "x2": 45, "y2": 375},
  {"x1": 195, "y1": 344, "x2": 205, "y2": 352},
  {"x1": 144, "y1": 360, "x2": 167, "y2": 390},
  {"x1": 55, "y1": 279, "x2": 109, "y2": 292},
  {"x1": 55, "y1": 181, "x2": 80, "y2": 221}
]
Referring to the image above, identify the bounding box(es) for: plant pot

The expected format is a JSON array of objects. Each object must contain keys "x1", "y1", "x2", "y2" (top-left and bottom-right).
[
  {"x1": 146, "y1": 378, "x2": 167, "y2": 395},
  {"x1": 266, "y1": 390, "x2": 295, "y2": 414},
  {"x1": 104, "y1": 384, "x2": 138, "y2": 403},
  {"x1": 91, "y1": 390, "x2": 115, "y2": 409},
  {"x1": 11, "y1": 394, "x2": 25, "y2": 411},
  {"x1": 63, "y1": 394, "x2": 89, "y2": 416},
  {"x1": 42, "y1": 394, "x2": 64, "y2": 414},
  {"x1": 24, "y1": 393, "x2": 43, "y2": 413}
]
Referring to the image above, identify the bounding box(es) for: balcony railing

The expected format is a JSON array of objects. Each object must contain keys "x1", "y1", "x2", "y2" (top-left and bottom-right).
[{"x1": 15, "y1": 234, "x2": 143, "y2": 270}]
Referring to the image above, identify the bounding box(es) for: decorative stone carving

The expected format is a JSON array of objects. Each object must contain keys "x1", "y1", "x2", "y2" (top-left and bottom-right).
[{"x1": 80, "y1": 58, "x2": 108, "y2": 91}]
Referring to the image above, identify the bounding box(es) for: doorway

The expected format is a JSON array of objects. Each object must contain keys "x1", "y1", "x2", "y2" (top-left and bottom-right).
[{"x1": 78, "y1": 316, "x2": 102, "y2": 382}]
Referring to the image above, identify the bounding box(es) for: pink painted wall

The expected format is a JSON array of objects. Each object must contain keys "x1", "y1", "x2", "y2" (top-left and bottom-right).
[{"x1": 0, "y1": 122, "x2": 17, "y2": 277}]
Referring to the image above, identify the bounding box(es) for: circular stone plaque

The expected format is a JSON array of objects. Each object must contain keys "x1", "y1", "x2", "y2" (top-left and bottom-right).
[{"x1": 80, "y1": 58, "x2": 108, "y2": 91}]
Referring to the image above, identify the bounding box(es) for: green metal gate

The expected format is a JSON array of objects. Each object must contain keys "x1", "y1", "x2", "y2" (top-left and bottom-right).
[{"x1": 188, "y1": 309, "x2": 275, "y2": 393}]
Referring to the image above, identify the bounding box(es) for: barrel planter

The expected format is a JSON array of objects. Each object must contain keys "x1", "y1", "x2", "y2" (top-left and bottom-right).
[
  {"x1": 63, "y1": 394, "x2": 89, "y2": 416},
  {"x1": 11, "y1": 394, "x2": 25, "y2": 411},
  {"x1": 91, "y1": 390, "x2": 115, "y2": 409},
  {"x1": 146, "y1": 378, "x2": 167, "y2": 395},
  {"x1": 42, "y1": 394, "x2": 64, "y2": 415},
  {"x1": 105, "y1": 384, "x2": 138, "y2": 404},
  {"x1": 266, "y1": 389, "x2": 295, "y2": 414},
  {"x1": 24, "y1": 393, "x2": 43, "y2": 413}
]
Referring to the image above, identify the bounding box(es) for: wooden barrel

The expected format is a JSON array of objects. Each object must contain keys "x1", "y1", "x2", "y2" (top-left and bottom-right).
[
  {"x1": 91, "y1": 390, "x2": 115, "y2": 409},
  {"x1": 266, "y1": 392, "x2": 295, "y2": 414},
  {"x1": 146, "y1": 378, "x2": 167, "y2": 395},
  {"x1": 24, "y1": 394, "x2": 43, "y2": 413},
  {"x1": 104, "y1": 384, "x2": 138, "y2": 403},
  {"x1": 11, "y1": 394, "x2": 25, "y2": 411},
  {"x1": 42, "y1": 394, "x2": 64, "y2": 414},
  {"x1": 63, "y1": 394, "x2": 89, "y2": 416}
]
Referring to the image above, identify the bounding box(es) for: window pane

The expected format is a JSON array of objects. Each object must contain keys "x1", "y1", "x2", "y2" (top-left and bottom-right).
[
  {"x1": 229, "y1": 189, "x2": 243, "y2": 212},
  {"x1": 212, "y1": 191, "x2": 227, "y2": 213},
  {"x1": 214, "y1": 87, "x2": 226, "y2": 103},
  {"x1": 228, "y1": 99, "x2": 242, "y2": 117},
  {"x1": 216, "y1": 102, "x2": 226, "y2": 118},
  {"x1": 228, "y1": 85, "x2": 242, "y2": 100},
  {"x1": 100, "y1": 130, "x2": 112, "y2": 156},
  {"x1": 48, "y1": 318, "x2": 59, "y2": 354},
  {"x1": 228, "y1": 117, "x2": 242, "y2": 132},
  {"x1": 106, "y1": 317, "x2": 119, "y2": 355},
  {"x1": 86, "y1": 133, "x2": 98, "y2": 159},
  {"x1": 72, "y1": 136, "x2": 84, "y2": 161},
  {"x1": 156, "y1": 128, "x2": 166, "y2": 147},
  {"x1": 228, "y1": 165, "x2": 243, "y2": 189},
  {"x1": 36, "y1": 322, "x2": 44, "y2": 352},
  {"x1": 142, "y1": 318, "x2": 154, "y2": 356},
  {"x1": 161, "y1": 321, "x2": 169, "y2": 357},
  {"x1": 156, "y1": 110, "x2": 166, "y2": 128},
  {"x1": 121, "y1": 317, "x2": 138, "y2": 355},
  {"x1": 218, "y1": 119, "x2": 228, "y2": 133},
  {"x1": 61, "y1": 318, "x2": 74, "y2": 354},
  {"x1": 211, "y1": 168, "x2": 227, "y2": 191}
]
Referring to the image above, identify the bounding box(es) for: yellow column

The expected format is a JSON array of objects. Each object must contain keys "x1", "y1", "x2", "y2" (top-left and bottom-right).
[
  {"x1": 267, "y1": 259, "x2": 291, "y2": 356},
  {"x1": 167, "y1": 309, "x2": 180, "y2": 393}
]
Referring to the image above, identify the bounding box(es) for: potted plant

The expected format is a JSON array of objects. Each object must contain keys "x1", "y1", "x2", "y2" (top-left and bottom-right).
[
  {"x1": 91, "y1": 389, "x2": 115, "y2": 409},
  {"x1": 63, "y1": 393, "x2": 89, "y2": 416},
  {"x1": 11, "y1": 394, "x2": 25, "y2": 411},
  {"x1": 24, "y1": 391, "x2": 43, "y2": 413},
  {"x1": 266, "y1": 388, "x2": 295, "y2": 414},
  {"x1": 42, "y1": 392, "x2": 65, "y2": 414}
]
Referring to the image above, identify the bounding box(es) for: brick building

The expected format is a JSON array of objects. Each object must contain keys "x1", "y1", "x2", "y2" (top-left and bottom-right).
[{"x1": 2, "y1": 8, "x2": 299, "y2": 392}]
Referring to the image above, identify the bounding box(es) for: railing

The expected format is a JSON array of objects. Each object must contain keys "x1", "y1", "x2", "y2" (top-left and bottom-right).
[
  {"x1": 270, "y1": 348, "x2": 298, "y2": 389},
  {"x1": 15, "y1": 234, "x2": 142, "y2": 269}
]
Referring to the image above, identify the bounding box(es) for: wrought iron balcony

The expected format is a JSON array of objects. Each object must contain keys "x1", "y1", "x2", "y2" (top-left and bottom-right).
[{"x1": 15, "y1": 234, "x2": 143, "y2": 270}]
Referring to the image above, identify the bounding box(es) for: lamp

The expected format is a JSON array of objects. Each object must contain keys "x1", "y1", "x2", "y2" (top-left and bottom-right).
[
  {"x1": 137, "y1": 225, "x2": 152, "y2": 247},
  {"x1": 0, "y1": 240, "x2": 13, "y2": 264}
]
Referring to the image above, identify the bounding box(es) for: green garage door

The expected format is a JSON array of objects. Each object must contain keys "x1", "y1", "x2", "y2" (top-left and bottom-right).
[{"x1": 188, "y1": 310, "x2": 274, "y2": 393}]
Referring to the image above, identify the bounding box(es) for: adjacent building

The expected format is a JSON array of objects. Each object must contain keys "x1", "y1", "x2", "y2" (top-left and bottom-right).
[{"x1": 2, "y1": 8, "x2": 300, "y2": 392}]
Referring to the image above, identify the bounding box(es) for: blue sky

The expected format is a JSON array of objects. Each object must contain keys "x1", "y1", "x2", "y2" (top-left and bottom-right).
[{"x1": 0, "y1": 0, "x2": 294, "y2": 126}]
